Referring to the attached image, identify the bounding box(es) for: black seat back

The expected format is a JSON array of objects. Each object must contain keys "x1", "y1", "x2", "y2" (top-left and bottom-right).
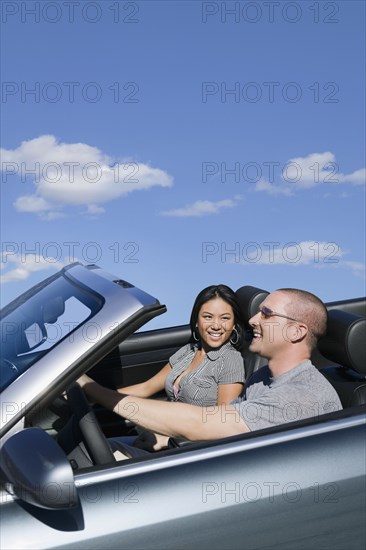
[
  {"x1": 235, "y1": 285, "x2": 269, "y2": 380},
  {"x1": 317, "y1": 309, "x2": 366, "y2": 408}
]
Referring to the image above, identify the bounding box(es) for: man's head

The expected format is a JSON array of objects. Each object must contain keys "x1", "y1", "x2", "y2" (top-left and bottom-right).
[
  {"x1": 248, "y1": 288, "x2": 327, "y2": 362},
  {"x1": 276, "y1": 288, "x2": 327, "y2": 349}
]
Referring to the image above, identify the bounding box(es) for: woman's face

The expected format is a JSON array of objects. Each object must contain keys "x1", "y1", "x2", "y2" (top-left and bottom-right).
[{"x1": 196, "y1": 297, "x2": 235, "y2": 350}]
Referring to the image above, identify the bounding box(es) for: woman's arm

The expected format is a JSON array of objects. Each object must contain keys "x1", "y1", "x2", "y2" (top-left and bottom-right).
[{"x1": 116, "y1": 362, "x2": 172, "y2": 398}]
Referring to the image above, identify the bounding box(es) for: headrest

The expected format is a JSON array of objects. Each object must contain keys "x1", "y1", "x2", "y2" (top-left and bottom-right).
[
  {"x1": 235, "y1": 285, "x2": 269, "y2": 325},
  {"x1": 318, "y1": 309, "x2": 366, "y2": 375},
  {"x1": 42, "y1": 297, "x2": 65, "y2": 324}
]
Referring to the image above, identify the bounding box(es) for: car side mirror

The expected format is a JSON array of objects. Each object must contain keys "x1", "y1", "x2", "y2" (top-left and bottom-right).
[{"x1": 0, "y1": 428, "x2": 78, "y2": 510}]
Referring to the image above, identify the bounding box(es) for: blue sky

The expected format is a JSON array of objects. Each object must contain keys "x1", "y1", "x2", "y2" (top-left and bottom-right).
[{"x1": 1, "y1": 0, "x2": 365, "y2": 329}]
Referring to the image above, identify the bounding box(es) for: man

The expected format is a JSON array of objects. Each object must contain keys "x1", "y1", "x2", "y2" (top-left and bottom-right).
[{"x1": 77, "y1": 288, "x2": 342, "y2": 442}]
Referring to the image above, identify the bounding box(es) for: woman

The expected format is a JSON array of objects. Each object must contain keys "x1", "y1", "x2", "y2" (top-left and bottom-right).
[{"x1": 78, "y1": 284, "x2": 245, "y2": 452}]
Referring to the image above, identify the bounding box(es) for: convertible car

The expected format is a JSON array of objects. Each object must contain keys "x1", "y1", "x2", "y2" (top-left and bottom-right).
[{"x1": 0, "y1": 263, "x2": 365, "y2": 550}]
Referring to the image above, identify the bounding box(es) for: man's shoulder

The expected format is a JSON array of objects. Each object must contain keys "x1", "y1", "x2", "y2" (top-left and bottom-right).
[
  {"x1": 291, "y1": 360, "x2": 333, "y2": 387},
  {"x1": 277, "y1": 360, "x2": 342, "y2": 410},
  {"x1": 245, "y1": 365, "x2": 271, "y2": 389}
]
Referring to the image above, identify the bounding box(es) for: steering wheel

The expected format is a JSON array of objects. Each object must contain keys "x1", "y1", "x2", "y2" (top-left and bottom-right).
[
  {"x1": 1, "y1": 358, "x2": 19, "y2": 376},
  {"x1": 0, "y1": 358, "x2": 19, "y2": 389},
  {"x1": 66, "y1": 384, "x2": 115, "y2": 466}
]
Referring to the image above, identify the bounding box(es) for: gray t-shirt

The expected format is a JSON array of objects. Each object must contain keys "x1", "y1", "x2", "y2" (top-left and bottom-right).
[
  {"x1": 232, "y1": 360, "x2": 342, "y2": 431},
  {"x1": 165, "y1": 342, "x2": 245, "y2": 406}
]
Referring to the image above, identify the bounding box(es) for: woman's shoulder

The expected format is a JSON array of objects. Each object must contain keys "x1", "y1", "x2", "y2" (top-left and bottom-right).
[
  {"x1": 220, "y1": 342, "x2": 243, "y2": 359},
  {"x1": 215, "y1": 343, "x2": 245, "y2": 382},
  {"x1": 211, "y1": 343, "x2": 244, "y2": 372},
  {"x1": 170, "y1": 342, "x2": 196, "y2": 363}
]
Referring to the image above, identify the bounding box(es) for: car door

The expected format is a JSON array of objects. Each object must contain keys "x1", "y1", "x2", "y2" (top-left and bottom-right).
[
  {"x1": 1, "y1": 410, "x2": 365, "y2": 550},
  {"x1": 90, "y1": 324, "x2": 191, "y2": 387}
]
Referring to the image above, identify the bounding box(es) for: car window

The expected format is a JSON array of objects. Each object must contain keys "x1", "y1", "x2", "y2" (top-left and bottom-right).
[
  {"x1": 0, "y1": 275, "x2": 103, "y2": 391},
  {"x1": 22, "y1": 296, "x2": 92, "y2": 354}
]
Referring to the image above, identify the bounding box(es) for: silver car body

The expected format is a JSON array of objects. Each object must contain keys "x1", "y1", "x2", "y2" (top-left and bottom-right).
[{"x1": 0, "y1": 263, "x2": 365, "y2": 550}]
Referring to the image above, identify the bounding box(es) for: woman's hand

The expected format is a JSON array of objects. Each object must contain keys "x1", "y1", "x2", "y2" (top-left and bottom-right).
[{"x1": 134, "y1": 431, "x2": 169, "y2": 452}]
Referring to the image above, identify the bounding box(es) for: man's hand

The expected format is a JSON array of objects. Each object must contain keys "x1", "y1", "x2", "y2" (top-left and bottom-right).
[
  {"x1": 75, "y1": 376, "x2": 248, "y2": 440},
  {"x1": 76, "y1": 373, "x2": 93, "y2": 388}
]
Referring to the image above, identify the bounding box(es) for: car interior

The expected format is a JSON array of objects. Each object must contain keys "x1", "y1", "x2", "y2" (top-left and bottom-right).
[
  {"x1": 317, "y1": 308, "x2": 366, "y2": 408},
  {"x1": 23, "y1": 285, "x2": 366, "y2": 470},
  {"x1": 113, "y1": 284, "x2": 366, "y2": 411},
  {"x1": 236, "y1": 286, "x2": 366, "y2": 409}
]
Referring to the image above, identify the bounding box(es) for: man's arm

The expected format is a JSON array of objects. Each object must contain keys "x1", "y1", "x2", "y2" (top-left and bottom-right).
[{"x1": 78, "y1": 376, "x2": 250, "y2": 440}]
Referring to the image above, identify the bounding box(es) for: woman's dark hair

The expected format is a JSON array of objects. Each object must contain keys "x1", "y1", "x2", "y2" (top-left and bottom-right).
[{"x1": 189, "y1": 284, "x2": 244, "y2": 350}]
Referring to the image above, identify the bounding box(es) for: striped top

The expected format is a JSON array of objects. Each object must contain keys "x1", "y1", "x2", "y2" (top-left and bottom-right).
[{"x1": 164, "y1": 342, "x2": 245, "y2": 407}]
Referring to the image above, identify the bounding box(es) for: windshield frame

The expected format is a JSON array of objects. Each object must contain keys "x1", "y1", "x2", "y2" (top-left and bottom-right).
[{"x1": 1, "y1": 270, "x2": 104, "y2": 392}]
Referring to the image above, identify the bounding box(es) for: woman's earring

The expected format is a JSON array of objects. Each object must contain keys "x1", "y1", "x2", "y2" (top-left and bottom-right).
[
  {"x1": 193, "y1": 326, "x2": 200, "y2": 341},
  {"x1": 230, "y1": 327, "x2": 239, "y2": 345}
]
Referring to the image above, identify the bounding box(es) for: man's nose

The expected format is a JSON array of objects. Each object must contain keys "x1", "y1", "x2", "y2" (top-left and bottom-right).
[{"x1": 249, "y1": 312, "x2": 259, "y2": 326}]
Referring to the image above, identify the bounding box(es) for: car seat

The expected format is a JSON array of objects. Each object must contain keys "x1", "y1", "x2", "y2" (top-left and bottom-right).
[
  {"x1": 317, "y1": 309, "x2": 366, "y2": 408},
  {"x1": 235, "y1": 285, "x2": 269, "y2": 380}
]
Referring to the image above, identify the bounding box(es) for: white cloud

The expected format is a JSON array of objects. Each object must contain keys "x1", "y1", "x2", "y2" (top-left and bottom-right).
[
  {"x1": 282, "y1": 152, "x2": 336, "y2": 188},
  {"x1": 160, "y1": 197, "x2": 240, "y2": 217},
  {"x1": 13, "y1": 195, "x2": 65, "y2": 220},
  {"x1": 245, "y1": 241, "x2": 344, "y2": 265},
  {"x1": 255, "y1": 179, "x2": 293, "y2": 196},
  {"x1": 341, "y1": 261, "x2": 366, "y2": 278},
  {"x1": 0, "y1": 254, "x2": 64, "y2": 284},
  {"x1": 235, "y1": 241, "x2": 365, "y2": 278},
  {"x1": 14, "y1": 195, "x2": 52, "y2": 212},
  {"x1": 85, "y1": 204, "x2": 106, "y2": 216},
  {"x1": 340, "y1": 168, "x2": 366, "y2": 184},
  {"x1": 255, "y1": 152, "x2": 365, "y2": 195},
  {"x1": 283, "y1": 152, "x2": 365, "y2": 188},
  {"x1": 1, "y1": 135, "x2": 173, "y2": 217}
]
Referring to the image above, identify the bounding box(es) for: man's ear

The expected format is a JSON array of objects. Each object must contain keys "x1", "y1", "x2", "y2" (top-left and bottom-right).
[
  {"x1": 291, "y1": 323, "x2": 308, "y2": 343},
  {"x1": 285, "y1": 323, "x2": 308, "y2": 343}
]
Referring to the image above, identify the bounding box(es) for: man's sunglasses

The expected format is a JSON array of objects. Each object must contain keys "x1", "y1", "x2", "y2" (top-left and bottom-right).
[{"x1": 258, "y1": 306, "x2": 302, "y2": 323}]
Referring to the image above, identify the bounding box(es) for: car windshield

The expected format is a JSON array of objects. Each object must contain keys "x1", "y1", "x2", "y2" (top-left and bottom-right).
[{"x1": 0, "y1": 274, "x2": 103, "y2": 391}]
